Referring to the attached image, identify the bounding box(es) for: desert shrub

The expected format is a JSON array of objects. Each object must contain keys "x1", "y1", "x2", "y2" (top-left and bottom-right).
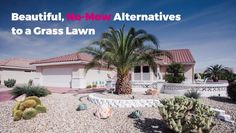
[
  {"x1": 227, "y1": 82, "x2": 236, "y2": 101},
  {"x1": 184, "y1": 90, "x2": 201, "y2": 99},
  {"x1": 11, "y1": 85, "x2": 51, "y2": 97},
  {"x1": 92, "y1": 84, "x2": 97, "y2": 88},
  {"x1": 28, "y1": 79, "x2": 33, "y2": 86},
  {"x1": 159, "y1": 96, "x2": 215, "y2": 133},
  {"x1": 164, "y1": 63, "x2": 185, "y2": 83},
  {"x1": 86, "y1": 85, "x2": 92, "y2": 88},
  {"x1": 4, "y1": 79, "x2": 16, "y2": 88}
]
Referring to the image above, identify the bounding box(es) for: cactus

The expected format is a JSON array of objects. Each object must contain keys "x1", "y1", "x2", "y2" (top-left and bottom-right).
[
  {"x1": 76, "y1": 103, "x2": 87, "y2": 111},
  {"x1": 13, "y1": 110, "x2": 23, "y2": 121},
  {"x1": 22, "y1": 108, "x2": 37, "y2": 120},
  {"x1": 128, "y1": 110, "x2": 142, "y2": 119},
  {"x1": 11, "y1": 96, "x2": 47, "y2": 121},
  {"x1": 21, "y1": 99, "x2": 37, "y2": 108},
  {"x1": 35, "y1": 105, "x2": 47, "y2": 113},
  {"x1": 25, "y1": 96, "x2": 41, "y2": 105},
  {"x1": 158, "y1": 96, "x2": 215, "y2": 133},
  {"x1": 12, "y1": 101, "x2": 20, "y2": 116}
]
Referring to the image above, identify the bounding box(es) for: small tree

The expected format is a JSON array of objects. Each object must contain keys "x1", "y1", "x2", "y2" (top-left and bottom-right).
[{"x1": 164, "y1": 63, "x2": 185, "y2": 83}]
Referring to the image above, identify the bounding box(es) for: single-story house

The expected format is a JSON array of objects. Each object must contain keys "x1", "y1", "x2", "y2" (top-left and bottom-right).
[
  {"x1": 0, "y1": 58, "x2": 36, "y2": 85},
  {"x1": 31, "y1": 49, "x2": 195, "y2": 89}
]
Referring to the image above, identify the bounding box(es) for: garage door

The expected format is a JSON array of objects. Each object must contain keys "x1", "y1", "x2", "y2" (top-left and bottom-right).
[{"x1": 42, "y1": 67, "x2": 72, "y2": 87}]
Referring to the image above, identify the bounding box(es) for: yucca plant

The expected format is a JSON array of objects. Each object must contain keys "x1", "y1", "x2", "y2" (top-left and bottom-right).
[{"x1": 80, "y1": 26, "x2": 168, "y2": 94}]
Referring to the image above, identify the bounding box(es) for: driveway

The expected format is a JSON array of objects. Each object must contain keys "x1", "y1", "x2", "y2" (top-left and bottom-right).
[{"x1": 0, "y1": 87, "x2": 106, "y2": 102}]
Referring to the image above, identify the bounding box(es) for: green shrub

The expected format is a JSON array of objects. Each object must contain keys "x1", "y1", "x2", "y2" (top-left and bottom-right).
[
  {"x1": 159, "y1": 96, "x2": 215, "y2": 133},
  {"x1": 86, "y1": 85, "x2": 92, "y2": 88},
  {"x1": 11, "y1": 85, "x2": 51, "y2": 97},
  {"x1": 184, "y1": 90, "x2": 201, "y2": 99},
  {"x1": 92, "y1": 84, "x2": 97, "y2": 88},
  {"x1": 164, "y1": 63, "x2": 185, "y2": 83},
  {"x1": 227, "y1": 82, "x2": 236, "y2": 101},
  {"x1": 4, "y1": 79, "x2": 16, "y2": 88}
]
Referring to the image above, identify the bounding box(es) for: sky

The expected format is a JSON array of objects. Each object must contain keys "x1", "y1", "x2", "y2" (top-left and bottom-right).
[{"x1": 0, "y1": 0, "x2": 235, "y2": 72}]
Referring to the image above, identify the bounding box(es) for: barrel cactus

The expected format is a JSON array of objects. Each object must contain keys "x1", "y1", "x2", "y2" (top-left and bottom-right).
[
  {"x1": 128, "y1": 110, "x2": 142, "y2": 119},
  {"x1": 13, "y1": 110, "x2": 23, "y2": 121},
  {"x1": 21, "y1": 99, "x2": 37, "y2": 108},
  {"x1": 35, "y1": 105, "x2": 47, "y2": 113},
  {"x1": 22, "y1": 108, "x2": 37, "y2": 120},
  {"x1": 11, "y1": 96, "x2": 47, "y2": 121},
  {"x1": 158, "y1": 96, "x2": 215, "y2": 133}
]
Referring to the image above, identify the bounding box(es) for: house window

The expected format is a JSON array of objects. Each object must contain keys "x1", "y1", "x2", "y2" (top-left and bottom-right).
[
  {"x1": 143, "y1": 66, "x2": 150, "y2": 73},
  {"x1": 142, "y1": 66, "x2": 150, "y2": 80},
  {"x1": 134, "y1": 66, "x2": 141, "y2": 73},
  {"x1": 134, "y1": 66, "x2": 141, "y2": 80}
]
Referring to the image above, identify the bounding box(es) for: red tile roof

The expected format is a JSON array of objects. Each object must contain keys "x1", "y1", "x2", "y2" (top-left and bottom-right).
[
  {"x1": 31, "y1": 49, "x2": 195, "y2": 65},
  {"x1": 31, "y1": 53, "x2": 93, "y2": 64},
  {"x1": 158, "y1": 49, "x2": 195, "y2": 64},
  {"x1": 0, "y1": 58, "x2": 36, "y2": 70}
]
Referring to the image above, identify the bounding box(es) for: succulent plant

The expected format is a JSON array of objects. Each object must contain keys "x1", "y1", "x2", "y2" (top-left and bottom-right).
[
  {"x1": 11, "y1": 96, "x2": 47, "y2": 121},
  {"x1": 13, "y1": 110, "x2": 23, "y2": 121},
  {"x1": 12, "y1": 101, "x2": 20, "y2": 116},
  {"x1": 158, "y1": 96, "x2": 215, "y2": 133},
  {"x1": 25, "y1": 96, "x2": 41, "y2": 105},
  {"x1": 128, "y1": 110, "x2": 142, "y2": 119},
  {"x1": 35, "y1": 105, "x2": 47, "y2": 113},
  {"x1": 76, "y1": 103, "x2": 87, "y2": 111},
  {"x1": 21, "y1": 99, "x2": 37, "y2": 108},
  {"x1": 22, "y1": 108, "x2": 38, "y2": 120}
]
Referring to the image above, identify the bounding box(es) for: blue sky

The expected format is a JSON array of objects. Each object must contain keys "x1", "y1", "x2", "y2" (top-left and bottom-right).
[{"x1": 0, "y1": 0, "x2": 235, "y2": 71}]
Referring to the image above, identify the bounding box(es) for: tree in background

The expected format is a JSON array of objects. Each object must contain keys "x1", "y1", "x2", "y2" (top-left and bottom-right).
[{"x1": 204, "y1": 64, "x2": 225, "y2": 82}]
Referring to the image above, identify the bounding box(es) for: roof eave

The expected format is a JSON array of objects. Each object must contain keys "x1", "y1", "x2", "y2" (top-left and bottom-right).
[{"x1": 31, "y1": 61, "x2": 89, "y2": 66}]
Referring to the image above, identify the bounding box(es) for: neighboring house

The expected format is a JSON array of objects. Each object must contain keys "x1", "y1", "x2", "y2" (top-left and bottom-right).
[
  {"x1": 0, "y1": 58, "x2": 36, "y2": 85},
  {"x1": 31, "y1": 49, "x2": 195, "y2": 89}
]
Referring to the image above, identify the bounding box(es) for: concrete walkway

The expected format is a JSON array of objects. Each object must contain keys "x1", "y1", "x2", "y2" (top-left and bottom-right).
[{"x1": 0, "y1": 87, "x2": 106, "y2": 102}]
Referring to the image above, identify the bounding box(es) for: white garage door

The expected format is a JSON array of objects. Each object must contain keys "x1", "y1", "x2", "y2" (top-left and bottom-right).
[{"x1": 42, "y1": 67, "x2": 72, "y2": 87}]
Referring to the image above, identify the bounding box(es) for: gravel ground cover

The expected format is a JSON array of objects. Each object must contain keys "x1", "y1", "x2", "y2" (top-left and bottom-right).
[{"x1": 0, "y1": 93, "x2": 235, "y2": 133}]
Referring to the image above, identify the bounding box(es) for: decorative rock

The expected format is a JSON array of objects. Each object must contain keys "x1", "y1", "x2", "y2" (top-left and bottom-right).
[
  {"x1": 94, "y1": 105, "x2": 112, "y2": 119},
  {"x1": 128, "y1": 110, "x2": 142, "y2": 119},
  {"x1": 76, "y1": 104, "x2": 87, "y2": 111},
  {"x1": 145, "y1": 89, "x2": 159, "y2": 96},
  {"x1": 211, "y1": 108, "x2": 225, "y2": 115},
  {"x1": 15, "y1": 94, "x2": 26, "y2": 102}
]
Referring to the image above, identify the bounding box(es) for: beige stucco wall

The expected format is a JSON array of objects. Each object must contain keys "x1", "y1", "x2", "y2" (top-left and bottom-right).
[
  {"x1": 0, "y1": 69, "x2": 37, "y2": 85},
  {"x1": 35, "y1": 64, "x2": 115, "y2": 88}
]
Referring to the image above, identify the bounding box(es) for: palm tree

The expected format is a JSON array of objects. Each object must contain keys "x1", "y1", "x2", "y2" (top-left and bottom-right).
[
  {"x1": 80, "y1": 26, "x2": 166, "y2": 94},
  {"x1": 204, "y1": 64, "x2": 225, "y2": 82}
]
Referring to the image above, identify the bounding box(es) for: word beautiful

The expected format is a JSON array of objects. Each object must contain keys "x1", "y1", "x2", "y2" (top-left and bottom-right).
[
  {"x1": 66, "y1": 12, "x2": 181, "y2": 21},
  {"x1": 11, "y1": 12, "x2": 64, "y2": 22},
  {"x1": 11, "y1": 27, "x2": 95, "y2": 35}
]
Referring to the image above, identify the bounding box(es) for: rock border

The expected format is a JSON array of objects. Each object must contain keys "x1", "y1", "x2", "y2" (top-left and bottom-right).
[{"x1": 87, "y1": 93, "x2": 161, "y2": 108}]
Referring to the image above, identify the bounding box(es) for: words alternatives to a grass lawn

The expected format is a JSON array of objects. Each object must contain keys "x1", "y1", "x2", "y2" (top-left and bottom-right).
[{"x1": 11, "y1": 12, "x2": 182, "y2": 36}]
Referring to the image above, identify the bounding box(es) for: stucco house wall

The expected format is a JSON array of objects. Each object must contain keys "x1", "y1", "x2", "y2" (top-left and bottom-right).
[
  {"x1": 0, "y1": 69, "x2": 36, "y2": 84},
  {"x1": 34, "y1": 64, "x2": 115, "y2": 88}
]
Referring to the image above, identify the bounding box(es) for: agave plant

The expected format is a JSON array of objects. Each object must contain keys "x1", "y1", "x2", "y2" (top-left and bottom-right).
[
  {"x1": 80, "y1": 26, "x2": 168, "y2": 94},
  {"x1": 204, "y1": 64, "x2": 225, "y2": 82}
]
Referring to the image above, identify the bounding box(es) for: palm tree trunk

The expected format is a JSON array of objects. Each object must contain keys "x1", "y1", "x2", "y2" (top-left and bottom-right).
[{"x1": 115, "y1": 71, "x2": 132, "y2": 94}]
